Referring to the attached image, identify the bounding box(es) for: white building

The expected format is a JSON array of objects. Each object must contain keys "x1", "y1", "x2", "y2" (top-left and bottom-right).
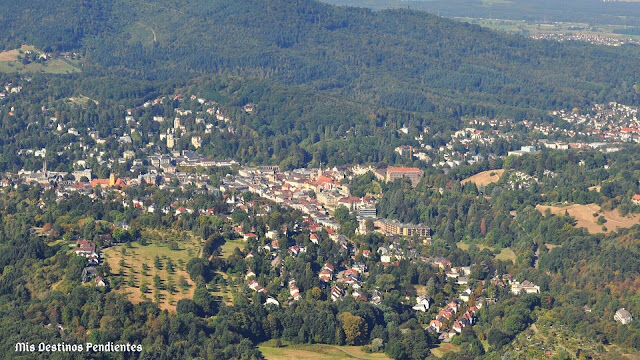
[{"x1": 615, "y1": 308, "x2": 633, "y2": 325}]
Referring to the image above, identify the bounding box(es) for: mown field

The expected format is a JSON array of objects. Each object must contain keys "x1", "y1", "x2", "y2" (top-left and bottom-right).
[
  {"x1": 430, "y1": 343, "x2": 460, "y2": 358},
  {"x1": 461, "y1": 169, "x2": 505, "y2": 187},
  {"x1": 103, "y1": 231, "x2": 201, "y2": 311},
  {"x1": 536, "y1": 203, "x2": 640, "y2": 234},
  {"x1": 456, "y1": 241, "x2": 516, "y2": 263},
  {"x1": 258, "y1": 343, "x2": 390, "y2": 360}
]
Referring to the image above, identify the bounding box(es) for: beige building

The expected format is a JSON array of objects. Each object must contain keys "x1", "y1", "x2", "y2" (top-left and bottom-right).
[
  {"x1": 386, "y1": 167, "x2": 423, "y2": 186},
  {"x1": 375, "y1": 219, "x2": 430, "y2": 238},
  {"x1": 166, "y1": 133, "x2": 175, "y2": 148}
]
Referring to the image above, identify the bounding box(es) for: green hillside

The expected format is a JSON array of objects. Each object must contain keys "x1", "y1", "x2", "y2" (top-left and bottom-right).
[{"x1": 2, "y1": 0, "x2": 640, "y2": 118}]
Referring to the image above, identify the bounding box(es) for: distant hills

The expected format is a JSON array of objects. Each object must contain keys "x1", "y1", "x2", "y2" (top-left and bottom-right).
[
  {"x1": 2, "y1": 0, "x2": 640, "y2": 118},
  {"x1": 321, "y1": 0, "x2": 640, "y2": 26}
]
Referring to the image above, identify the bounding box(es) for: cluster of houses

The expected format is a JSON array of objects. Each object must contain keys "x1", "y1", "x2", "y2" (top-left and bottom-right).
[
  {"x1": 223, "y1": 166, "x2": 382, "y2": 230},
  {"x1": 0, "y1": 81, "x2": 23, "y2": 101},
  {"x1": 223, "y1": 166, "x2": 435, "y2": 246},
  {"x1": 74, "y1": 239, "x2": 108, "y2": 287},
  {"x1": 319, "y1": 261, "x2": 375, "y2": 303},
  {"x1": 3, "y1": 83, "x2": 247, "y2": 196},
  {"x1": 247, "y1": 278, "x2": 266, "y2": 294},
  {"x1": 389, "y1": 102, "x2": 633, "y2": 175},
  {"x1": 550, "y1": 102, "x2": 640, "y2": 143},
  {"x1": 429, "y1": 299, "x2": 480, "y2": 340},
  {"x1": 530, "y1": 32, "x2": 636, "y2": 47}
]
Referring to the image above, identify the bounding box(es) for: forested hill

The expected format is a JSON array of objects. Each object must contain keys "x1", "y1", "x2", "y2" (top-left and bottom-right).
[{"x1": 4, "y1": 0, "x2": 640, "y2": 116}]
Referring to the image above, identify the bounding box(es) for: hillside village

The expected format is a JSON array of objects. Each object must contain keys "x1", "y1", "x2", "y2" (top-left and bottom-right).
[{"x1": 0, "y1": 73, "x2": 638, "y2": 357}]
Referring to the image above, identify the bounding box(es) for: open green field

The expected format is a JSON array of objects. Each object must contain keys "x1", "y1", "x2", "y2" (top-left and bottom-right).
[
  {"x1": 103, "y1": 234, "x2": 201, "y2": 311},
  {"x1": 258, "y1": 344, "x2": 390, "y2": 360},
  {"x1": 494, "y1": 248, "x2": 516, "y2": 263},
  {"x1": 456, "y1": 242, "x2": 516, "y2": 263},
  {"x1": 68, "y1": 95, "x2": 98, "y2": 106},
  {"x1": 220, "y1": 239, "x2": 246, "y2": 258},
  {"x1": 430, "y1": 343, "x2": 460, "y2": 358},
  {"x1": 125, "y1": 22, "x2": 158, "y2": 48},
  {"x1": 0, "y1": 45, "x2": 81, "y2": 74},
  {"x1": 456, "y1": 242, "x2": 492, "y2": 251}
]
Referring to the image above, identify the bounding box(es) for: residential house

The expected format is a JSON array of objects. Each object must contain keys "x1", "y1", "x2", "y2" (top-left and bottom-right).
[
  {"x1": 412, "y1": 294, "x2": 430, "y2": 312},
  {"x1": 615, "y1": 308, "x2": 633, "y2": 324},
  {"x1": 331, "y1": 286, "x2": 344, "y2": 301},
  {"x1": 81, "y1": 266, "x2": 97, "y2": 283},
  {"x1": 319, "y1": 269, "x2": 333, "y2": 283},
  {"x1": 352, "y1": 289, "x2": 368, "y2": 301},
  {"x1": 264, "y1": 297, "x2": 280, "y2": 307},
  {"x1": 430, "y1": 320, "x2": 442, "y2": 332},
  {"x1": 370, "y1": 290, "x2": 383, "y2": 305},
  {"x1": 75, "y1": 240, "x2": 99, "y2": 264},
  {"x1": 459, "y1": 288, "x2": 473, "y2": 303}
]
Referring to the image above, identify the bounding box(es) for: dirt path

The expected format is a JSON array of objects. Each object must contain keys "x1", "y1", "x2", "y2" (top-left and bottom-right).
[
  {"x1": 330, "y1": 346, "x2": 369, "y2": 359},
  {"x1": 138, "y1": 22, "x2": 157, "y2": 43}
]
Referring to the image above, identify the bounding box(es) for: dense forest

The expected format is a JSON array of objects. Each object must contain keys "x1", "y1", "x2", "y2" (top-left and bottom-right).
[{"x1": 3, "y1": 0, "x2": 640, "y2": 119}]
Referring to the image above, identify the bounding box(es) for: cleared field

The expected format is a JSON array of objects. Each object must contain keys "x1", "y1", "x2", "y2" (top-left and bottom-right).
[
  {"x1": 461, "y1": 169, "x2": 505, "y2": 187},
  {"x1": 431, "y1": 343, "x2": 460, "y2": 358},
  {"x1": 0, "y1": 45, "x2": 80, "y2": 74},
  {"x1": 545, "y1": 244, "x2": 562, "y2": 251},
  {"x1": 456, "y1": 241, "x2": 493, "y2": 251},
  {"x1": 495, "y1": 248, "x2": 516, "y2": 263},
  {"x1": 126, "y1": 22, "x2": 158, "y2": 48},
  {"x1": 457, "y1": 242, "x2": 515, "y2": 263},
  {"x1": 0, "y1": 58, "x2": 80, "y2": 74},
  {"x1": 0, "y1": 45, "x2": 36, "y2": 61},
  {"x1": 220, "y1": 239, "x2": 246, "y2": 258},
  {"x1": 536, "y1": 203, "x2": 640, "y2": 234},
  {"x1": 104, "y1": 236, "x2": 201, "y2": 312},
  {"x1": 258, "y1": 344, "x2": 390, "y2": 360},
  {"x1": 68, "y1": 95, "x2": 98, "y2": 106}
]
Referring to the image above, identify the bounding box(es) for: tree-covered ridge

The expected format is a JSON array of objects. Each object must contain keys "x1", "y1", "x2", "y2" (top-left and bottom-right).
[{"x1": 2, "y1": 0, "x2": 640, "y2": 119}]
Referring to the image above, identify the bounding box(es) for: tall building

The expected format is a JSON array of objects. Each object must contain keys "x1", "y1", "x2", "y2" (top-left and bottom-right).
[{"x1": 167, "y1": 133, "x2": 175, "y2": 148}]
